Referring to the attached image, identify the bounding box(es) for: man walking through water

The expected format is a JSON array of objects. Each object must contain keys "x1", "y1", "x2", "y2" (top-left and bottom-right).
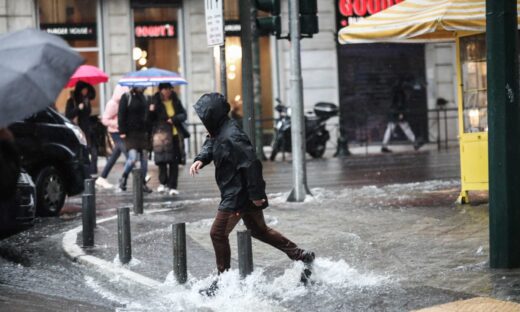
[{"x1": 190, "y1": 93, "x2": 315, "y2": 295}]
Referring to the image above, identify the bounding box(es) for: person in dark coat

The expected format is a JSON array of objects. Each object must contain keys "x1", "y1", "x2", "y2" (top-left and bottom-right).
[
  {"x1": 66, "y1": 80, "x2": 98, "y2": 174},
  {"x1": 190, "y1": 93, "x2": 314, "y2": 293},
  {"x1": 148, "y1": 83, "x2": 187, "y2": 196},
  {"x1": 381, "y1": 77, "x2": 423, "y2": 153},
  {"x1": 0, "y1": 128, "x2": 20, "y2": 200},
  {"x1": 117, "y1": 87, "x2": 152, "y2": 193}
]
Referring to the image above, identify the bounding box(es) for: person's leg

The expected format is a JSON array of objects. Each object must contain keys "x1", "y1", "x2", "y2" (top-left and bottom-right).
[
  {"x1": 399, "y1": 121, "x2": 416, "y2": 143},
  {"x1": 158, "y1": 163, "x2": 168, "y2": 185},
  {"x1": 167, "y1": 136, "x2": 180, "y2": 193},
  {"x1": 241, "y1": 209, "x2": 306, "y2": 261},
  {"x1": 210, "y1": 210, "x2": 242, "y2": 273},
  {"x1": 89, "y1": 133, "x2": 98, "y2": 175},
  {"x1": 100, "y1": 133, "x2": 122, "y2": 179},
  {"x1": 119, "y1": 149, "x2": 137, "y2": 190},
  {"x1": 382, "y1": 122, "x2": 395, "y2": 147}
]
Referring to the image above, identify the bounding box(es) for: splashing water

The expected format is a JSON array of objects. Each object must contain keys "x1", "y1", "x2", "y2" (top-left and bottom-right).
[{"x1": 90, "y1": 257, "x2": 390, "y2": 312}]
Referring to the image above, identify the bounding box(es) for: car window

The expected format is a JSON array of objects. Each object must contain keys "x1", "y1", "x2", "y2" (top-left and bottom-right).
[{"x1": 25, "y1": 110, "x2": 57, "y2": 124}]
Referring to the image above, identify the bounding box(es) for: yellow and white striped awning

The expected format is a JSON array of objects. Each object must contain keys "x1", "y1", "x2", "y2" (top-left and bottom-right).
[{"x1": 338, "y1": 0, "x2": 520, "y2": 44}]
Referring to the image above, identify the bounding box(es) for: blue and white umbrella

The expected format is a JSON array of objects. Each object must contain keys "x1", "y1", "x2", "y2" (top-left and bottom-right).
[{"x1": 118, "y1": 67, "x2": 188, "y2": 87}]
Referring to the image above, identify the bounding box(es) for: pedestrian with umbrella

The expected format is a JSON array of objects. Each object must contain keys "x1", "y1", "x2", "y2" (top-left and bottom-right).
[
  {"x1": 0, "y1": 28, "x2": 82, "y2": 203},
  {"x1": 148, "y1": 83, "x2": 187, "y2": 196},
  {"x1": 117, "y1": 87, "x2": 153, "y2": 193},
  {"x1": 96, "y1": 85, "x2": 130, "y2": 189},
  {"x1": 117, "y1": 68, "x2": 188, "y2": 193},
  {"x1": 66, "y1": 80, "x2": 97, "y2": 174}
]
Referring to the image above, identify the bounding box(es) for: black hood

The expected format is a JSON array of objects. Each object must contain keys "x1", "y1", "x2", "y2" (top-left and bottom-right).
[
  {"x1": 194, "y1": 93, "x2": 230, "y2": 135},
  {"x1": 74, "y1": 80, "x2": 96, "y2": 103}
]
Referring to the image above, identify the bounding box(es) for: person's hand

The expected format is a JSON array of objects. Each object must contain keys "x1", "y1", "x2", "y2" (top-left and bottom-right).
[
  {"x1": 149, "y1": 104, "x2": 155, "y2": 111},
  {"x1": 120, "y1": 134, "x2": 126, "y2": 139},
  {"x1": 190, "y1": 161, "x2": 204, "y2": 176},
  {"x1": 252, "y1": 199, "x2": 266, "y2": 207},
  {"x1": 79, "y1": 103, "x2": 85, "y2": 110},
  {"x1": 167, "y1": 119, "x2": 173, "y2": 125}
]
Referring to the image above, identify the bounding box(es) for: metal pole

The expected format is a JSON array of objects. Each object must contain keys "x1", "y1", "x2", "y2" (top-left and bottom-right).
[
  {"x1": 251, "y1": 3, "x2": 265, "y2": 159},
  {"x1": 487, "y1": 0, "x2": 520, "y2": 268},
  {"x1": 117, "y1": 207, "x2": 132, "y2": 264},
  {"x1": 132, "y1": 168, "x2": 143, "y2": 215},
  {"x1": 84, "y1": 179, "x2": 96, "y2": 227},
  {"x1": 82, "y1": 194, "x2": 94, "y2": 247},
  {"x1": 287, "y1": 0, "x2": 309, "y2": 202},
  {"x1": 444, "y1": 109, "x2": 448, "y2": 149},
  {"x1": 436, "y1": 109, "x2": 441, "y2": 151},
  {"x1": 220, "y1": 0, "x2": 227, "y2": 99},
  {"x1": 237, "y1": 230, "x2": 253, "y2": 278},
  {"x1": 239, "y1": 0, "x2": 256, "y2": 147},
  {"x1": 172, "y1": 223, "x2": 187, "y2": 284}
]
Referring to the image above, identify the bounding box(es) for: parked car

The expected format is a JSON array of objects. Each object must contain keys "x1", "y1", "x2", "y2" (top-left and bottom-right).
[
  {"x1": 8, "y1": 108, "x2": 90, "y2": 216},
  {"x1": 0, "y1": 171, "x2": 36, "y2": 233}
]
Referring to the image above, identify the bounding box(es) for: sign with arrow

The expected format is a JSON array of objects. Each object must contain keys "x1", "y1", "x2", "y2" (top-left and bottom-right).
[{"x1": 205, "y1": 0, "x2": 224, "y2": 46}]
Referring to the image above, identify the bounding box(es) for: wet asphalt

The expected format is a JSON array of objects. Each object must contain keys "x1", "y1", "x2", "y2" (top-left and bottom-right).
[{"x1": 2, "y1": 147, "x2": 518, "y2": 311}]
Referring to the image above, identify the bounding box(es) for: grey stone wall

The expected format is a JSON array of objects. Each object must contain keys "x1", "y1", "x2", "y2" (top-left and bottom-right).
[
  {"x1": 102, "y1": 0, "x2": 133, "y2": 100},
  {"x1": 0, "y1": 0, "x2": 36, "y2": 34}
]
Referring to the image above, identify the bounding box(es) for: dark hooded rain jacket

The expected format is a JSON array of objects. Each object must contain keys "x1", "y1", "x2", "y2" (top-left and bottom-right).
[{"x1": 193, "y1": 93, "x2": 267, "y2": 212}]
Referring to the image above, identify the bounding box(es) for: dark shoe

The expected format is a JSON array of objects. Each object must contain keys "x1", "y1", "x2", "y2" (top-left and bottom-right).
[
  {"x1": 300, "y1": 251, "x2": 315, "y2": 264},
  {"x1": 381, "y1": 147, "x2": 392, "y2": 153},
  {"x1": 142, "y1": 184, "x2": 152, "y2": 194},
  {"x1": 413, "y1": 140, "x2": 424, "y2": 151},
  {"x1": 119, "y1": 176, "x2": 127, "y2": 191},
  {"x1": 199, "y1": 280, "x2": 219, "y2": 297}
]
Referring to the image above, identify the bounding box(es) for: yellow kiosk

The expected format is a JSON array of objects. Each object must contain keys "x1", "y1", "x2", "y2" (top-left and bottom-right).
[{"x1": 338, "y1": 0, "x2": 520, "y2": 203}]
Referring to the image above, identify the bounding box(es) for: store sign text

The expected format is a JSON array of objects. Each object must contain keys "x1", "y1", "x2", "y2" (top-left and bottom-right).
[
  {"x1": 339, "y1": 0, "x2": 404, "y2": 17},
  {"x1": 40, "y1": 23, "x2": 96, "y2": 40},
  {"x1": 135, "y1": 23, "x2": 176, "y2": 38}
]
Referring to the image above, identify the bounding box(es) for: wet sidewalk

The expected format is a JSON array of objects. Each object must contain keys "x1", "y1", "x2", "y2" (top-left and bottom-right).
[{"x1": 60, "y1": 148, "x2": 520, "y2": 311}]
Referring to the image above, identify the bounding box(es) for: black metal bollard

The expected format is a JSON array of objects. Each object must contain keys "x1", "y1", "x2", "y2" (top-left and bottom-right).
[
  {"x1": 172, "y1": 223, "x2": 187, "y2": 284},
  {"x1": 132, "y1": 168, "x2": 143, "y2": 215},
  {"x1": 117, "y1": 207, "x2": 132, "y2": 264},
  {"x1": 84, "y1": 179, "x2": 96, "y2": 227},
  {"x1": 82, "y1": 194, "x2": 95, "y2": 247},
  {"x1": 237, "y1": 230, "x2": 253, "y2": 278}
]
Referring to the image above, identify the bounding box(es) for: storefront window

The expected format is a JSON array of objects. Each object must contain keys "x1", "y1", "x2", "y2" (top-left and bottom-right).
[
  {"x1": 460, "y1": 34, "x2": 487, "y2": 133},
  {"x1": 38, "y1": 0, "x2": 100, "y2": 114},
  {"x1": 217, "y1": 0, "x2": 273, "y2": 129},
  {"x1": 133, "y1": 7, "x2": 179, "y2": 72}
]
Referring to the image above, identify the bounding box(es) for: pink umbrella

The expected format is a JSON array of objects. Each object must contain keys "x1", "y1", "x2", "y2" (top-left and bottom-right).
[{"x1": 66, "y1": 65, "x2": 108, "y2": 88}]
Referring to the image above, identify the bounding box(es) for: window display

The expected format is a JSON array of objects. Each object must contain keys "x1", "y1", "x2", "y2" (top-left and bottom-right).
[{"x1": 460, "y1": 34, "x2": 487, "y2": 133}]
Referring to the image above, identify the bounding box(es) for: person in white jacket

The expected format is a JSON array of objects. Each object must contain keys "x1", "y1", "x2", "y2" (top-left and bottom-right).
[{"x1": 96, "y1": 85, "x2": 129, "y2": 189}]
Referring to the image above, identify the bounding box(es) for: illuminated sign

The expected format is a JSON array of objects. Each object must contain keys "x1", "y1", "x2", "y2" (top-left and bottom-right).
[
  {"x1": 338, "y1": 0, "x2": 404, "y2": 27},
  {"x1": 135, "y1": 22, "x2": 177, "y2": 38},
  {"x1": 40, "y1": 23, "x2": 96, "y2": 40}
]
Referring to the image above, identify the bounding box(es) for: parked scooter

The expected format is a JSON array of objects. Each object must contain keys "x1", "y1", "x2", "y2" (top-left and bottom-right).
[{"x1": 269, "y1": 99, "x2": 338, "y2": 160}]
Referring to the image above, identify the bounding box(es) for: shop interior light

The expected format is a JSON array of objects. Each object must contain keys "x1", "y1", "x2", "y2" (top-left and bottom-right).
[
  {"x1": 133, "y1": 47, "x2": 143, "y2": 61},
  {"x1": 469, "y1": 108, "x2": 480, "y2": 129},
  {"x1": 228, "y1": 72, "x2": 236, "y2": 80},
  {"x1": 227, "y1": 45, "x2": 242, "y2": 61},
  {"x1": 138, "y1": 57, "x2": 147, "y2": 66}
]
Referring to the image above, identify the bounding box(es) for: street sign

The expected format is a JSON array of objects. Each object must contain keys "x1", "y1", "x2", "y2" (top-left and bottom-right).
[{"x1": 205, "y1": 0, "x2": 224, "y2": 47}]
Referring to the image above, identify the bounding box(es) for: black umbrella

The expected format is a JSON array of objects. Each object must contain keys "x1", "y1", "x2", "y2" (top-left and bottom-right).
[{"x1": 0, "y1": 28, "x2": 84, "y2": 127}]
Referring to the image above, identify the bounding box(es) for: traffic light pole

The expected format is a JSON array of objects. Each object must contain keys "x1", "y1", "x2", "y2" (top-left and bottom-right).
[
  {"x1": 287, "y1": 0, "x2": 310, "y2": 202},
  {"x1": 487, "y1": 0, "x2": 520, "y2": 268},
  {"x1": 239, "y1": 0, "x2": 256, "y2": 147},
  {"x1": 220, "y1": 1, "x2": 227, "y2": 99}
]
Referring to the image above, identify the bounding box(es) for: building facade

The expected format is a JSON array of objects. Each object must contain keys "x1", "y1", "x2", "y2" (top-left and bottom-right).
[{"x1": 0, "y1": 0, "x2": 459, "y2": 155}]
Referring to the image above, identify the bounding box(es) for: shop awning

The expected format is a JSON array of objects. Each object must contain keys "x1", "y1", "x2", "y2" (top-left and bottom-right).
[{"x1": 338, "y1": 0, "x2": 520, "y2": 44}]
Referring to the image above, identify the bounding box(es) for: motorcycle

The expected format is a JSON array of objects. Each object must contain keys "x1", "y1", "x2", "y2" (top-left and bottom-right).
[{"x1": 269, "y1": 99, "x2": 338, "y2": 160}]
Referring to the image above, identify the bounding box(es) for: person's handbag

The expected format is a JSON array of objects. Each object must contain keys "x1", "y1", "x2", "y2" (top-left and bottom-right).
[{"x1": 152, "y1": 124, "x2": 173, "y2": 153}]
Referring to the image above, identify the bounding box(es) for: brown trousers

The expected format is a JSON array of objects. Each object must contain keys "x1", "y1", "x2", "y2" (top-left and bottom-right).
[{"x1": 210, "y1": 209, "x2": 304, "y2": 273}]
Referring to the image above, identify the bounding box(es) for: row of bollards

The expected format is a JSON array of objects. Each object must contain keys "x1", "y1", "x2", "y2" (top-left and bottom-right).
[{"x1": 81, "y1": 170, "x2": 254, "y2": 282}]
